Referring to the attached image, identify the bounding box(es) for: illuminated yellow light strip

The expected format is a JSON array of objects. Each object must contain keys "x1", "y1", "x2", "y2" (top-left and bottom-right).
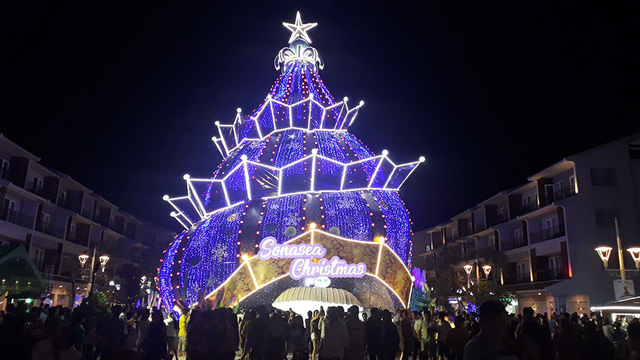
[
  {"x1": 246, "y1": 260, "x2": 259, "y2": 289},
  {"x1": 375, "y1": 243, "x2": 383, "y2": 277}
]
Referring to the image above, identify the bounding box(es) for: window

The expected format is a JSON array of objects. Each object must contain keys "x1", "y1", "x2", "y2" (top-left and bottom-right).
[
  {"x1": 545, "y1": 184, "x2": 555, "y2": 203},
  {"x1": 523, "y1": 196, "x2": 530, "y2": 207},
  {"x1": 554, "y1": 180, "x2": 565, "y2": 197},
  {"x1": 41, "y1": 212, "x2": 51, "y2": 231},
  {"x1": 569, "y1": 175, "x2": 577, "y2": 194},
  {"x1": 514, "y1": 228, "x2": 524, "y2": 247},
  {"x1": 31, "y1": 176, "x2": 43, "y2": 193},
  {"x1": 488, "y1": 236, "x2": 496, "y2": 249},
  {"x1": 0, "y1": 158, "x2": 9, "y2": 180},
  {"x1": 517, "y1": 262, "x2": 528, "y2": 282},
  {"x1": 498, "y1": 207, "x2": 505, "y2": 219},
  {"x1": 58, "y1": 191, "x2": 67, "y2": 206},
  {"x1": 549, "y1": 256, "x2": 561, "y2": 270},
  {"x1": 595, "y1": 209, "x2": 619, "y2": 227},
  {"x1": 2, "y1": 198, "x2": 16, "y2": 222},
  {"x1": 590, "y1": 168, "x2": 617, "y2": 186},
  {"x1": 545, "y1": 217, "x2": 559, "y2": 239},
  {"x1": 468, "y1": 221, "x2": 473, "y2": 234},
  {"x1": 34, "y1": 248, "x2": 44, "y2": 270}
]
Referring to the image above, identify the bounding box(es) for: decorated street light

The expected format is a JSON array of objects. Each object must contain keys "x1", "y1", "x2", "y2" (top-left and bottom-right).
[
  {"x1": 628, "y1": 248, "x2": 640, "y2": 270},
  {"x1": 482, "y1": 265, "x2": 493, "y2": 278},
  {"x1": 78, "y1": 248, "x2": 110, "y2": 293},
  {"x1": 463, "y1": 264, "x2": 473, "y2": 288},
  {"x1": 78, "y1": 253, "x2": 89, "y2": 267},
  {"x1": 595, "y1": 246, "x2": 613, "y2": 269},
  {"x1": 99, "y1": 255, "x2": 110, "y2": 272}
]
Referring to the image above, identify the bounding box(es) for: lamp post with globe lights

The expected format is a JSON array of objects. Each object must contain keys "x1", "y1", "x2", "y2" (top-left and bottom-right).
[{"x1": 78, "y1": 247, "x2": 110, "y2": 293}]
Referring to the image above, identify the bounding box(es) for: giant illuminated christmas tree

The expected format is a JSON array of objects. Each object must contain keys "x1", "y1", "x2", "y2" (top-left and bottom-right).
[{"x1": 158, "y1": 13, "x2": 425, "y2": 311}]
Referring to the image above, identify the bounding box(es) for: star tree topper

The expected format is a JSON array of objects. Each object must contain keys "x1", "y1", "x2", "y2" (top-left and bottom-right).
[{"x1": 283, "y1": 11, "x2": 317, "y2": 44}]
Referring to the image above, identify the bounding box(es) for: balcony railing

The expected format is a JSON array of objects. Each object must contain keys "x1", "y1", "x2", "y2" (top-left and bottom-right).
[
  {"x1": 554, "y1": 186, "x2": 577, "y2": 201},
  {"x1": 516, "y1": 202, "x2": 540, "y2": 216},
  {"x1": 512, "y1": 236, "x2": 527, "y2": 248},
  {"x1": 0, "y1": 208, "x2": 34, "y2": 228},
  {"x1": 529, "y1": 225, "x2": 566, "y2": 244},
  {"x1": 35, "y1": 219, "x2": 65, "y2": 238},
  {"x1": 81, "y1": 209, "x2": 93, "y2": 219},
  {"x1": 503, "y1": 267, "x2": 566, "y2": 285},
  {"x1": 26, "y1": 181, "x2": 45, "y2": 197}
]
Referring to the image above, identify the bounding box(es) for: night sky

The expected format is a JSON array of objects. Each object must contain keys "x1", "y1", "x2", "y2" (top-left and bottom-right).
[{"x1": 2, "y1": 2, "x2": 639, "y2": 233}]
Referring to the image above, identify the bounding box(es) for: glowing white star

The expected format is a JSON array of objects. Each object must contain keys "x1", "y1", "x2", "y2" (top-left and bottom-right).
[{"x1": 283, "y1": 11, "x2": 317, "y2": 44}]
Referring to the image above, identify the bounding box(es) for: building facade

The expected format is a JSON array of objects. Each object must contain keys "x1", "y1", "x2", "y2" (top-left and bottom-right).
[
  {"x1": 0, "y1": 134, "x2": 176, "y2": 308},
  {"x1": 414, "y1": 133, "x2": 640, "y2": 315}
]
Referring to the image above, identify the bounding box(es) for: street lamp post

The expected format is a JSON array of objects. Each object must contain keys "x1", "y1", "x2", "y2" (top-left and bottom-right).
[
  {"x1": 78, "y1": 247, "x2": 109, "y2": 294},
  {"x1": 463, "y1": 265, "x2": 473, "y2": 289},
  {"x1": 595, "y1": 218, "x2": 637, "y2": 280}
]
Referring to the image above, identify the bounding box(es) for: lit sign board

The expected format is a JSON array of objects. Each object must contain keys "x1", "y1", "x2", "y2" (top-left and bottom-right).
[{"x1": 258, "y1": 236, "x2": 366, "y2": 279}]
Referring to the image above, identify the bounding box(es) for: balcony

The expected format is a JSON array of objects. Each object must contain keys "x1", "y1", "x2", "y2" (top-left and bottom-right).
[
  {"x1": 503, "y1": 272, "x2": 531, "y2": 285},
  {"x1": 529, "y1": 225, "x2": 565, "y2": 244},
  {"x1": 497, "y1": 213, "x2": 509, "y2": 223},
  {"x1": 0, "y1": 208, "x2": 34, "y2": 228},
  {"x1": 26, "y1": 180, "x2": 45, "y2": 197},
  {"x1": 503, "y1": 267, "x2": 566, "y2": 285},
  {"x1": 536, "y1": 267, "x2": 566, "y2": 282},
  {"x1": 512, "y1": 236, "x2": 527, "y2": 249},
  {"x1": 35, "y1": 219, "x2": 65, "y2": 239},
  {"x1": 552, "y1": 186, "x2": 577, "y2": 202},
  {"x1": 67, "y1": 230, "x2": 89, "y2": 246},
  {"x1": 515, "y1": 202, "x2": 540, "y2": 217},
  {"x1": 81, "y1": 209, "x2": 93, "y2": 219}
]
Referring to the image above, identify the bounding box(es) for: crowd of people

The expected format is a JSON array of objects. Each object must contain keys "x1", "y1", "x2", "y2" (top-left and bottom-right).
[{"x1": 1, "y1": 297, "x2": 640, "y2": 360}]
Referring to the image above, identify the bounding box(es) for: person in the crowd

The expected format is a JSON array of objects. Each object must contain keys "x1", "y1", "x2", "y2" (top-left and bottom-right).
[
  {"x1": 437, "y1": 312, "x2": 452, "y2": 360},
  {"x1": 602, "y1": 317, "x2": 614, "y2": 342},
  {"x1": 240, "y1": 309, "x2": 256, "y2": 358},
  {"x1": 553, "y1": 318, "x2": 583, "y2": 360},
  {"x1": 346, "y1": 305, "x2": 366, "y2": 360},
  {"x1": 413, "y1": 311, "x2": 426, "y2": 360},
  {"x1": 165, "y1": 311, "x2": 179, "y2": 360},
  {"x1": 366, "y1": 308, "x2": 381, "y2": 360},
  {"x1": 142, "y1": 309, "x2": 167, "y2": 360},
  {"x1": 399, "y1": 309, "x2": 414, "y2": 360},
  {"x1": 466, "y1": 313, "x2": 480, "y2": 339},
  {"x1": 311, "y1": 309, "x2": 323, "y2": 360},
  {"x1": 289, "y1": 314, "x2": 310, "y2": 360},
  {"x1": 463, "y1": 300, "x2": 518, "y2": 360},
  {"x1": 627, "y1": 319, "x2": 640, "y2": 360},
  {"x1": 244, "y1": 305, "x2": 271, "y2": 360},
  {"x1": 320, "y1": 306, "x2": 349, "y2": 360},
  {"x1": 583, "y1": 320, "x2": 614, "y2": 360},
  {"x1": 135, "y1": 308, "x2": 150, "y2": 351},
  {"x1": 178, "y1": 308, "x2": 190, "y2": 357},
  {"x1": 263, "y1": 310, "x2": 288, "y2": 360},
  {"x1": 516, "y1": 307, "x2": 555, "y2": 360},
  {"x1": 378, "y1": 310, "x2": 399, "y2": 360},
  {"x1": 306, "y1": 310, "x2": 313, "y2": 330},
  {"x1": 446, "y1": 316, "x2": 469, "y2": 360},
  {"x1": 362, "y1": 312, "x2": 368, "y2": 322},
  {"x1": 99, "y1": 305, "x2": 126, "y2": 359}
]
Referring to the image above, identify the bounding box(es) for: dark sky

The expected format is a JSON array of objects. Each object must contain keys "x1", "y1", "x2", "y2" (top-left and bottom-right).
[{"x1": 2, "y1": 1, "x2": 639, "y2": 233}]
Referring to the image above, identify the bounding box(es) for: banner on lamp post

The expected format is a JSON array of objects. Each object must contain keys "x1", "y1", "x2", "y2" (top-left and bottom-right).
[{"x1": 613, "y1": 279, "x2": 635, "y2": 300}]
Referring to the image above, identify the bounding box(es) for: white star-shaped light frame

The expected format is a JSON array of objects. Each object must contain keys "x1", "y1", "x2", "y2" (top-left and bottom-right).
[{"x1": 283, "y1": 11, "x2": 317, "y2": 44}]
